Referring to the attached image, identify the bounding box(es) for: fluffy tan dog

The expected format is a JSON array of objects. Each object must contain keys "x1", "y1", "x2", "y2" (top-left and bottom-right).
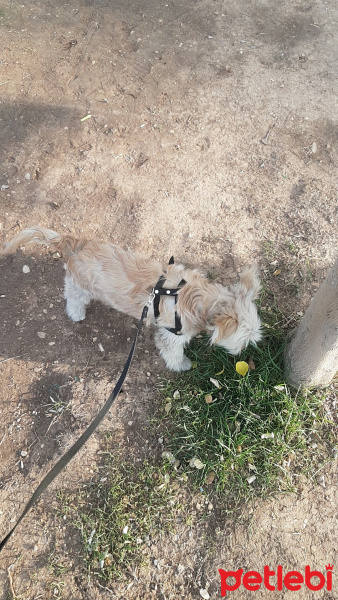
[{"x1": 0, "y1": 226, "x2": 262, "y2": 371}]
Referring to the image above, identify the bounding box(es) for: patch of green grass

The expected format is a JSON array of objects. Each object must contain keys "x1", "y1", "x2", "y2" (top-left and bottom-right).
[
  {"x1": 57, "y1": 311, "x2": 334, "y2": 584},
  {"x1": 157, "y1": 323, "x2": 334, "y2": 513},
  {"x1": 58, "y1": 458, "x2": 181, "y2": 583}
]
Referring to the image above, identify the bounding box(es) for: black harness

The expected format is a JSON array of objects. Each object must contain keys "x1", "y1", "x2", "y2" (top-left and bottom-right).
[{"x1": 152, "y1": 256, "x2": 186, "y2": 335}]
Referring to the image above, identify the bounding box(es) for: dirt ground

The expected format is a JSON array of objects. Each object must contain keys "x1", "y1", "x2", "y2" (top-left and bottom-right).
[{"x1": 0, "y1": 0, "x2": 337, "y2": 598}]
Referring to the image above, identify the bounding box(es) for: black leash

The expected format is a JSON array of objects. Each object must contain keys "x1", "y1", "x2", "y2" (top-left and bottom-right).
[{"x1": 0, "y1": 304, "x2": 149, "y2": 554}]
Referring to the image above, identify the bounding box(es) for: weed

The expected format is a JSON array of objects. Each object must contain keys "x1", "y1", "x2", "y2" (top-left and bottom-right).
[
  {"x1": 43, "y1": 392, "x2": 70, "y2": 418},
  {"x1": 306, "y1": 259, "x2": 313, "y2": 282},
  {"x1": 262, "y1": 240, "x2": 275, "y2": 260},
  {"x1": 50, "y1": 581, "x2": 65, "y2": 596},
  {"x1": 48, "y1": 553, "x2": 70, "y2": 578},
  {"x1": 285, "y1": 240, "x2": 298, "y2": 255}
]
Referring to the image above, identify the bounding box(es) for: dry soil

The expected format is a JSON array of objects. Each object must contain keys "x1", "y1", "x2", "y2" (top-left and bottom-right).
[{"x1": 0, "y1": 0, "x2": 337, "y2": 598}]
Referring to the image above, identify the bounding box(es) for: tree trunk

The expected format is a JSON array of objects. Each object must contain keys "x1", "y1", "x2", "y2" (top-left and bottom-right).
[{"x1": 284, "y1": 257, "x2": 338, "y2": 389}]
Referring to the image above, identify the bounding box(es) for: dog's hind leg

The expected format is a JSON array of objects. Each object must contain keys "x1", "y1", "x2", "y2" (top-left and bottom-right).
[
  {"x1": 154, "y1": 328, "x2": 192, "y2": 372},
  {"x1": 64, "y1": 274, "x2": 92, "y2": 322}
]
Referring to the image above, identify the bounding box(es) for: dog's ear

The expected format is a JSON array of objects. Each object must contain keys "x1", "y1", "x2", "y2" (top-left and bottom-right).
[
  {"x1": 211, "y1": 313, "x2": 238, "y2": 344},
  {"x1": 239, "y1": 266, "x2": 261, "y2": 300}
]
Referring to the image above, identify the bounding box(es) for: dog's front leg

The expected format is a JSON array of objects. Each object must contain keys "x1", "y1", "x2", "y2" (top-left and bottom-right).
[
  {"x1": 154, "y1": 328, "x2": 192, "y2": 372},
  {"x1": 64, "y1": 274, "x2": 92, "y2": 322}
]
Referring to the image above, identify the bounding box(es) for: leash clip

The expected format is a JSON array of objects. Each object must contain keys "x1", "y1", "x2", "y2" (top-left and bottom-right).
[{"x1": 148, "y1": 289, "x2": 156, "y2": 305}]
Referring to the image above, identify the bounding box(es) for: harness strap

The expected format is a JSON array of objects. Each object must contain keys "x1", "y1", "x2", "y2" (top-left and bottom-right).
[
  {"x1": 153, "y1": 257, "x2": 186, "y2": 335},
  {"x1": 153, "y1": 278, "x2": 186, "y2": 318}
]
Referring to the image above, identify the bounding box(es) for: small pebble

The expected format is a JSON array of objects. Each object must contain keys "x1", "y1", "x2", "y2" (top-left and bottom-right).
[
  {"x1": 200, "y1": 590, "x2": 210, "y2": 599},
  {"x1": 22, "y1": 265, "x2": 30, "y2": 273},
  {"x1": 20, "y1": 450, "x2": 28, "y2": 457},
  {"x1": 25, "y1": 172, "x2": 31, "y2": 180},
  {"x1": 37, "y1": 331, "x2": 46, "y2": 339},
  {"x1": 49, "y1": 341, "x2": 55, "y2": 346}
]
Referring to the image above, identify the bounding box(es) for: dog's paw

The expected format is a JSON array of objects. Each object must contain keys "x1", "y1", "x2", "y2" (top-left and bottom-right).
[
  {"x1": 66, "y1": 308, "x2": 86, "y2": 322},
  {"x1": 176, "y1": 355, "x2": 192, "y2": 372},
  {"x1": 164, "y1": 355, "x2": 192, "y2": 372}
]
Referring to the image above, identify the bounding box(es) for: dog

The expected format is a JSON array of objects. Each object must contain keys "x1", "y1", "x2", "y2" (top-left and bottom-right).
[{"x1": 0, "y1": 226, "x2": 262, "y2": 371}]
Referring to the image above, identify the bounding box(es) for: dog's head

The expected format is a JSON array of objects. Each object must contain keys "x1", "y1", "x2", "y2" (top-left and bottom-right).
[{"x1": 209, "y1": 266, "x2": 262, "y2": 355}]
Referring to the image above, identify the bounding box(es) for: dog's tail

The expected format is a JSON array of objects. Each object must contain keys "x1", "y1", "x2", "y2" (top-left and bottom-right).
[{"x1": 0, "y1": 226, "x2": 84, "y2": 257}]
